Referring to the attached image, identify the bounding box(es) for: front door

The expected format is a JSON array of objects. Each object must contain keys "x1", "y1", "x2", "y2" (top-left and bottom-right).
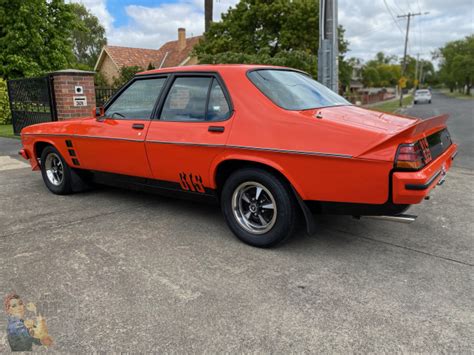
[
  {"x1": 76, "y1": 76, "x2": 168, "y2": 177},
  {"x1": 145, "y1": 74, "x2": 234, "y2": 193}
]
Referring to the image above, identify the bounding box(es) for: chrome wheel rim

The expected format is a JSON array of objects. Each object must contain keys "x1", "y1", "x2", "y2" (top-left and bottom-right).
[
  {"x1": 45, "y1": 153, "x2": 64, "y2": 186},
  {"x1": 231, "y1": 181, "x2": 277, "y2": 235}
]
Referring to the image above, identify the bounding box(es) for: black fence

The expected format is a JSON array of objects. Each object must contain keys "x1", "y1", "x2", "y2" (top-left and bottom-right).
[
  {"x1": 7, "y1": 76, "x2": 57, "y2": 135},
  {"x1": 95, "y1": 87, "x2": 118, "y2": 107}
]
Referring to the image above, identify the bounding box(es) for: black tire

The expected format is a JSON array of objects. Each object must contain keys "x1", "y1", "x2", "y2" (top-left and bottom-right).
[
  {"x1": 40, "y1": 146, "x2": 75, "y2": 195},
  {"x1": 414, "y1": 101, "x2": 417, "y2": 104},
  {"x1": 221, "y1": 168, "x2": 297, "y2": 247},
  {"x1": 429, "y1": 100, "x2": 432, "y2": 104}
]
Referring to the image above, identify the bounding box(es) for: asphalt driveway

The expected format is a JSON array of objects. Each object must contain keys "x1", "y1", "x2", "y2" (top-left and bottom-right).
[{"x1": 0, "y1": 92, "x2": 472, "y2": 352}]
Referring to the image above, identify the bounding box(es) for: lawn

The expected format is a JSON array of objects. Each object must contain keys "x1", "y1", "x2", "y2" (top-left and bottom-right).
[
  {"x1": 370, "y1": 95, "x2": 413, "y2": 113},
  {"x1": 441, "y1": 89, "x2": 473, "y2": 100},
  {"x1": 0, "y1": 124, "x2": 18, "y2": 139}
]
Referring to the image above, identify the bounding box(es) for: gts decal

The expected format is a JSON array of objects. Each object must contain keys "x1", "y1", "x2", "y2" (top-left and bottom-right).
[{"x1": 179, "y1": 173, "x2": 205, "y2": 193}]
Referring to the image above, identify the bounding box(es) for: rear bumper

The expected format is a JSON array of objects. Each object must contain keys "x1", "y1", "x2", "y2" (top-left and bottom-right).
[{"x1": 392, "y1": 144, "x2": 457, "y2": 204}]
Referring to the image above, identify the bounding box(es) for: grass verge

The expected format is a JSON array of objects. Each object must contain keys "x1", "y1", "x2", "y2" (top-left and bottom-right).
[
  {"x1": 441, "y1": 89, "x2": 473, "y2": 100},
  {"x1": 0, "y1": 124, "x2": 19, "y2": 139},
  {"x1": 370, "y1": 95, "x2": 413, "y2": 113}
]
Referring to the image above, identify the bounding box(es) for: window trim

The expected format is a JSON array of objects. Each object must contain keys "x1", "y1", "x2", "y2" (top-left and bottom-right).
[
  {"x1": 153, "y1": 71, "x2": 234, "y2": 123},
  {"x1": 246, "y1": 68, "x2": 351, "y2": 111},
  {"x1": 103, "y1": 74, "x2": 170, "y2": 121}
]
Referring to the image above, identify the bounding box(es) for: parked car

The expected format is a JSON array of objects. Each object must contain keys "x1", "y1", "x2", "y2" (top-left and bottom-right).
[
  {"x1": 414, "y1": 89, "x2": 432, "y2": 104},
  {"x1": 19, "y1": 65, "x2": 457, "y2": 247}
]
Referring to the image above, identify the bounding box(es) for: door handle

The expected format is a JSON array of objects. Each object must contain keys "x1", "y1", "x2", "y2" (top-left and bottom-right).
[
  {"x1": 132, "y1": 123, "x2": 145, "y2": 130},
  {"x1": 208, "y1": 126, "x2": 225, "y2": 133}
]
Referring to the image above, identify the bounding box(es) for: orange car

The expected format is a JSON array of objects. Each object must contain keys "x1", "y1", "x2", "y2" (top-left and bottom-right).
[{"x1": 19, "y1": 65, "x2": 458, "y2": 247}]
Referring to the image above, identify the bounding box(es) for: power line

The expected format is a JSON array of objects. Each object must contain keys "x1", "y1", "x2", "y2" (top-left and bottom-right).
[
  {"x1": 383, "y1": 0, "x2": 405, "y2": 36},
  {"x1": 397, "y1": 11, "x2": 429, "y2": 106}
]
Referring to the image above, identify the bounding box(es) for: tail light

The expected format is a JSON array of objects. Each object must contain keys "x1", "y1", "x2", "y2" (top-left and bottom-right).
[{"x1": 395, "y1": 139, "x2": 432, "y2": 170}]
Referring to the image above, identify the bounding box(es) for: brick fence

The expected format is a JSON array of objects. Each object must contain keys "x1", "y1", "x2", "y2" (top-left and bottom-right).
[{"x1": 50, "y1": 69, "x2": 96, "y2": 120}]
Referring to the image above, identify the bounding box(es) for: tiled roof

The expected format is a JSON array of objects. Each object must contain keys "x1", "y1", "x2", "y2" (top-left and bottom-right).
[{"x1": 99, "y1": 36, "x2": 202, "y2": 70}]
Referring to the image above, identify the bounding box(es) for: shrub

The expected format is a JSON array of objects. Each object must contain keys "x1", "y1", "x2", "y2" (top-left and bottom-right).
[{"x1": 0, "y1": 79, "x2": 11, "y2": 125}]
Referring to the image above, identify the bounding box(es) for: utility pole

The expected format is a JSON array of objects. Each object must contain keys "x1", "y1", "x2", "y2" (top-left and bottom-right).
[
  {"x1": 205, "y1": 0, "x2": 213, "y2": 32},
  {"x1": 414, "y1": 53, "x2": 419, "y2": 89},
  {"x1": 318, "y1": 0, "x2": 338, "y2": 92},
  {"x1": 397, "y1": 12, "x2": 428, "y2": 106}
]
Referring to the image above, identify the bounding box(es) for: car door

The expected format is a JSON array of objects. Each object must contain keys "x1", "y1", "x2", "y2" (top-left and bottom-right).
[
  {"x1": 76, "y1": 76, "x2": 168, "y2": 177},
  {"x1": 145, "y1": 73, "x2": 234, "y2": 193}
]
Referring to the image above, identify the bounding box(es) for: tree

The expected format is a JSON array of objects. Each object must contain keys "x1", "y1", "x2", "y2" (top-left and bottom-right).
[
  {"x1": 112, "y1": 66, "x2": 143, "y2": 88},
  {"x1": 194, "y1": 0, "x2": 349, "y2": 82},
  {"x1": 0, "y1": 0, "x2": 75, "y2": 79},
  {"x1": 70, "y1": 3, "x2": 107, "y2": 69},
  {"x1": 361, "y1": 67, "x2": 380, "y2": 87},
  {"x1": 437, "y1": 35, "x2": 474, "y2": 95}
]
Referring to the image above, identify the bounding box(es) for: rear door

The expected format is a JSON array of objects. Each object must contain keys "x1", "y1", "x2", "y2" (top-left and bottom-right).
[
  {"x1": 145, "y1": 73, "x2": 234, "y2": 193},
  {"x1": 76, "y1": 76, "x2": 168, "y2": 177}
]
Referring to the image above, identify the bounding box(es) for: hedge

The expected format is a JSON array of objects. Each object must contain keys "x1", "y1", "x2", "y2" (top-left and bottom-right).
[{"x1": 0, "y1": 79, "x2": 11, "y2": 125}]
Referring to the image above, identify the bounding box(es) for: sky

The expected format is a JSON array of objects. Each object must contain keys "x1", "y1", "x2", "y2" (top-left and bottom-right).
[{"x1": 71, "y1": 0, "x2": 474, "y2": 64}]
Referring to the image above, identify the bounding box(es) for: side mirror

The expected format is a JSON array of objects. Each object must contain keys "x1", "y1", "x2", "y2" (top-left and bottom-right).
[{"x1": 93, "y1": 106, "x2": 105, "y2": 118}]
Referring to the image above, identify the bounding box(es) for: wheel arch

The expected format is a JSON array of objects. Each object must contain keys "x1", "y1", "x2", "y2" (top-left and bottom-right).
[
  {"x1": 211, "y1": 155, "x2": 304, "y2": 198},
  {"x1": 34, "y1": 140, "x2": 57, "y2": 162}
]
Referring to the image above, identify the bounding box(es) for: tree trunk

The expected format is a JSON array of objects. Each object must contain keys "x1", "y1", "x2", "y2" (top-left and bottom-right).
[{"x1": 205, "y1": 0, "x2": 213, "y2": 32}]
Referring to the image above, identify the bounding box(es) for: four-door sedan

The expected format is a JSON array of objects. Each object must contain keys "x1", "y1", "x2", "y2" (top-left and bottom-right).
[
  {"x1": 414, "y1": 89, "x2": 432, "y2": 104},
  {"x1": 19, "y1": 65, "x2": 457, "y2": 247}
]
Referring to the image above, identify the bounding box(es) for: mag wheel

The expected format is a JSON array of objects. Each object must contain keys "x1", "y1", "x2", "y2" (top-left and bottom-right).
[
  {"x1": 40, "y1": 146, "x2": 74, "y2": 195},
  {"x1": 221, "y1": 168, "x2": 296, "y2": 247}
]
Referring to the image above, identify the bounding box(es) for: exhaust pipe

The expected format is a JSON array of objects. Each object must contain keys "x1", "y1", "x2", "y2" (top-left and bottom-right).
[{"x1": 360, "y1": 214, "x2": 417, "y2": 224}]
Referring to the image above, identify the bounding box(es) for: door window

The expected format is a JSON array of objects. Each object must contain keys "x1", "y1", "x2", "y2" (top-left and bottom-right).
[
  {"x1": 160, "y1": 77, "x2": 231, "y2": 122},
  {"x1": 105, "y1": 78, "x2": 166, "y2": 119}
]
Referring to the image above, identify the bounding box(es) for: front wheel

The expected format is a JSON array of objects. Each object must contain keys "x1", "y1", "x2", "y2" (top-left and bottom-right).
[
  {"x1": 221, "y1": 168, "x2": 297, "y2": 247},
  {"x1": 40, "y1": 146, "x2": 75, "y2": 195}
]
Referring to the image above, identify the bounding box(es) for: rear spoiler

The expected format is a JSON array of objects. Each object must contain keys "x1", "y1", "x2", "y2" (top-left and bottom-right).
[{"x1": 359, "y1": 114, "x2": 449, "y2": 158}]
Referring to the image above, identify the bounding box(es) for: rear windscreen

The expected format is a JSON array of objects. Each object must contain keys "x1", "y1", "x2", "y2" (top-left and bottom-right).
[{"x1": 248, "y1": 69, "x2": 350, "y2": 110}]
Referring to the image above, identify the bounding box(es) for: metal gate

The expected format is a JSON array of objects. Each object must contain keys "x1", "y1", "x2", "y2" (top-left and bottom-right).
[{"x1": 7, "y1": 76, "x2": 57, "y2": 135}]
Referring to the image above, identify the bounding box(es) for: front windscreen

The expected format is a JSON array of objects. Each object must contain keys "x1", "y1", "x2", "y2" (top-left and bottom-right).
[{"x1": 248, "y1": 69, "x2": 351, "y2": 110}]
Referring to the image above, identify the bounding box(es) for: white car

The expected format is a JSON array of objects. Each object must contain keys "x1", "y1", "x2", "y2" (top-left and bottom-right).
[{"x1": 414, "y1": 89, "x2": 432, "y2": 104}]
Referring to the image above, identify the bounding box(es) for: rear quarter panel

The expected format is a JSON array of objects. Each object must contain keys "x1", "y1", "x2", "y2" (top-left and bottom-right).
[{"x1": 214, "y1": 68, "x2": 394, "y2": 204}]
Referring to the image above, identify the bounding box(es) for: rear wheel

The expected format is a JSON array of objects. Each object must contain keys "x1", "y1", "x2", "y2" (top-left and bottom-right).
[{"x1": 221, "y1": 168, "x2": 297, "y2": 247}]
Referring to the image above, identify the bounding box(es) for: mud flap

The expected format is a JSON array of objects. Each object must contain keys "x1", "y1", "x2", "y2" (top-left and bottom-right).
[
  {"x1": 71, "y1": 168, "x2": 92, "y2": 193},
  {"x1": 291, "y1": 187, "x2": 317, "y2": 236}
]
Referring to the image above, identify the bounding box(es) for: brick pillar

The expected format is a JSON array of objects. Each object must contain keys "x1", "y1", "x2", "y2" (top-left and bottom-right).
[{"x1": 50, "y1": 69, "x2": 96, "y2": 121}]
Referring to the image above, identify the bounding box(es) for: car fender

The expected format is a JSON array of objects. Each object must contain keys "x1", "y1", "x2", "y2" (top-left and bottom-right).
[
  {"x1": 29, "y1": 137, "x2": 71, "y2": 170},
  {"x1": 209, "y1": 151, "x2": 305, "y2": 198}
]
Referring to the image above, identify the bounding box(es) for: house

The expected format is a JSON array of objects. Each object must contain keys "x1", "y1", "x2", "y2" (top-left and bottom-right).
[{"x1": 95, "y1": 28, "x2": 202, "y2": 85}]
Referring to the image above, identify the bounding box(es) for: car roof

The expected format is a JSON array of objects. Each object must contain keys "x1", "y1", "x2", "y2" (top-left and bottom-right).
[
  {"x1": 416, "y1": 89, "x2": 429, "y2": 92},
  {"x1": 137, "y1": 64, "x2": 293, "y2": 76}
]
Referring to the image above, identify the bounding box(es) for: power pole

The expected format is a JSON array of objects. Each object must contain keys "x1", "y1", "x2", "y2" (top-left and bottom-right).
[
  {"x1": 205, "y1": 0, "x2": 213, "y2": 32},
  {"x1": 414, "y1": 53, "x2": 419, "y2": 89},
  {"x1": 397, "y1": 12, "x2": 428, "y2": 106},
  {"x1": 318, "y1": 0, "x2": 338, "y2": 93}
]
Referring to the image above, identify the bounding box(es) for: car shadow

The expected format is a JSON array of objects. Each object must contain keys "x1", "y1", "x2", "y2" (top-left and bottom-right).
[{"x1": 88, "y1": 185, "x2": 360, "y2": 252}]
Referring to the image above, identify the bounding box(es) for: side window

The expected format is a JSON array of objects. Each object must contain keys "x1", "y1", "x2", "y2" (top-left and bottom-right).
[
  {"x1": 161, "y1": 77, "x2": 211, "y2": 121},
  {"x1": 207, "y1": 79, "x2": 231, "y2": 121},
  {"x1": 105, "y1": 78, "x2": 166, "y2": 119}
]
